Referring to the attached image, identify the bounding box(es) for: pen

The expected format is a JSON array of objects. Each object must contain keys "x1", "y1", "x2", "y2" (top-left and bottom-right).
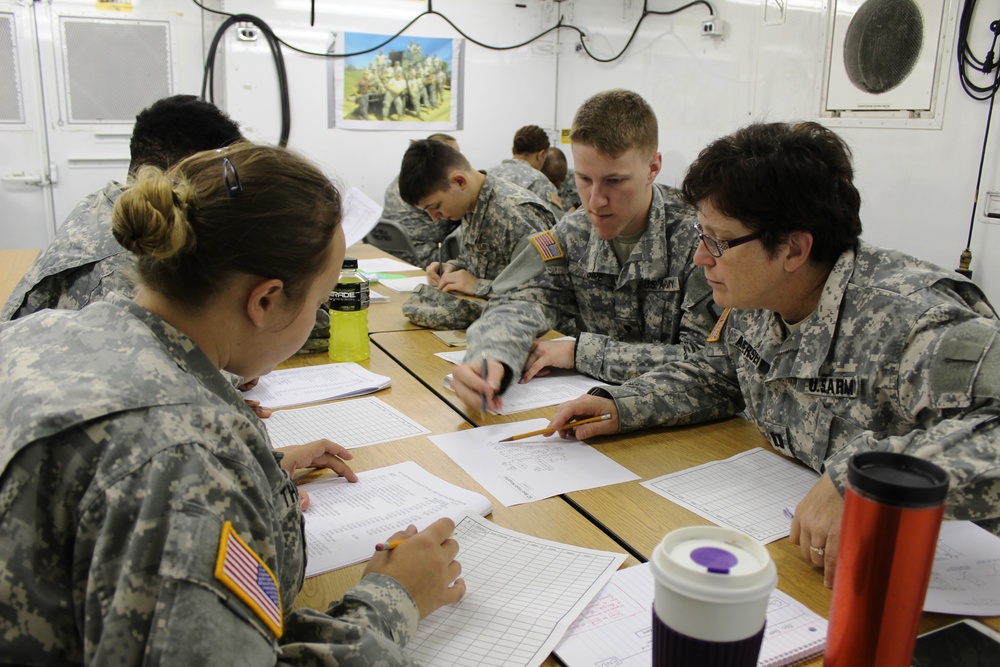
[
  {"x1": 498, "y1": 414, "x2": 613, "y2": 442},
  {"x1": 480, "y1": 352, "x2": 488, "y2": 413},
  {"x1": 374, "y1": 538, "x2": 407, "y2": 552},
  {"x1": 783, "y1": 507, "x2": 795, "y2": 521},
  {"x1": 438, "y1": 242, "x2": 444, "y2": 277}
]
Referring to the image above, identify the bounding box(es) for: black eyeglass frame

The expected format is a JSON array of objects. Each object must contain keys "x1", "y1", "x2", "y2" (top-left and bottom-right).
[{"x1": 693, "y1": 222, "x2": 763, "y2": 258}]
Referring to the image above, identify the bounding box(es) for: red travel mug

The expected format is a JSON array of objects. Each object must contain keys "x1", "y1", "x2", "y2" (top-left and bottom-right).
[{"x1": 824, "y1": 452, "x2": 948, "y2": 667}]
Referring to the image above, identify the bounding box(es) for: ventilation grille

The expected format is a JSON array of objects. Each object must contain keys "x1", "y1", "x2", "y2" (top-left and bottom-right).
[
  {"x1": 62, "y1": 18, "x2": 171, "y2": 123},
  {"x1": 0, "y1": 13, "x2": 24, "y2": 123}
]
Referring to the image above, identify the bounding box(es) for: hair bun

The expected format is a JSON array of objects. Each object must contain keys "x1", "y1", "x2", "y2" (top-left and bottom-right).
[{"x1": 113, "y1": 165, "x2": 195, "y2": 259}]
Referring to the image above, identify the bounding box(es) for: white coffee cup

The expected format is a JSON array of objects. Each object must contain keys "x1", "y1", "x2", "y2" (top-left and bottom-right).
[{"x1": 650, "y1": 525, "x2": 777, "y2": 666}]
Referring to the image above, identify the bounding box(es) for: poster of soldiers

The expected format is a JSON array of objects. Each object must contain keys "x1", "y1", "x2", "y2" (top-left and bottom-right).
[{"x1": 330, "y1": 32, "x2": 464, "y2": 131}]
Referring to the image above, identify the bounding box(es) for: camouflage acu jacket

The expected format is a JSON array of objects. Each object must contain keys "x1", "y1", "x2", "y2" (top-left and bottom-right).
[
  {"x1": 603, "y1": 241, "x2": 1000, "y2": 528},
  {"x1": 0, "y1": 295, "x2": 420, "y2": 665}
]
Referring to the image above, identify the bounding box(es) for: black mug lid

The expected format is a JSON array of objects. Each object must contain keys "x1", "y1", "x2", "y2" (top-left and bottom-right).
[{"x1": 847, "y1": 452, "x2": 948, "y2": 507}]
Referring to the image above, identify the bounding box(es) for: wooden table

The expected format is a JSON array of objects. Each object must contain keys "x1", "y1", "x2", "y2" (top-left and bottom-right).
[
  {"x1": 348, "y1": 242, "x2": 425, "y2": 334},
  {"x1": 278, "y1": 346, "x2": 638, "y2": 666},
  {"x1": 0, "y1": 249, "x2": 39, "y2": 305},
  {"x1": 368, "y1": 325, "x2": 1000, "y2": 664}
]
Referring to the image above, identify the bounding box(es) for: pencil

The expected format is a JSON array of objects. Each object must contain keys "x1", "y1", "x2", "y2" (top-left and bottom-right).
[
  {"x1": 498, "y1": 414, "x2": 613, "y2": 442},
  {"x1": 438, "y1": 242, "x2": 444, "y2": 277},
  {"x1": 374, "y1": 538, "x2": 407, "y2": 552},
  {"x1": 480, "y1": 352, "x2": 488, "y2": 413}
]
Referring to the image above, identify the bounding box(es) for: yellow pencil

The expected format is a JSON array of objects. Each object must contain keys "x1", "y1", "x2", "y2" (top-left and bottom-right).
[
  {"x1": 498, "y1": 414, "x2": 613, "y2": 442},
  {"x1": 374, "y1": 538, "x2": 407, "y2": 552}
]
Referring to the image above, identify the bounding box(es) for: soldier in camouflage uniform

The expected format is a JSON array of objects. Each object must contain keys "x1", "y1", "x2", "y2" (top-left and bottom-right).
[
  {"x1": 0, "y1": 143, "x2": 464, "y2": 664},
  {"x1": 489, "y1": 125, "x2": 563, "y2": 218},
  {"x1": 548, "y1": 122, "x2": 1000, "y2": 588},
  {"x1": 377, "y1": 134, "x2": 461, "y2": 267},
  {"x1": 398, "y1": 139, "x2": 554, "y2": 298},
  {"x1": 2, "y1": 95, "x2": 243, "y2": 322},
  {"x1": 450, "y1": 90, "x2": 715, "y2": 408},
  {"x1": 542, "y1": 147, "x2": 582, "y2": 212}
]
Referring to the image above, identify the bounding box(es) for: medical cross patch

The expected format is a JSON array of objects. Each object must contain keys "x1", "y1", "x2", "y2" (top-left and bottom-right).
[{"x1": 215, "y1": 521, "x2": 283, "y2": 637}]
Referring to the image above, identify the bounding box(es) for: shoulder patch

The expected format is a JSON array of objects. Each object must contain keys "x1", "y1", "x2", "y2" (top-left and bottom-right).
[
  {"x1": 548, "y1": 192, "x2": 564, "y2": 210},
  {"x1": 531, "y1": 230, "x2": 565, "y2": 261},
  {"x1": 215, "y1": 521, "x2": 283, "y2": 638},
  {"x1": 707, "y1": 307, "x2": 732, "y2": 343}
]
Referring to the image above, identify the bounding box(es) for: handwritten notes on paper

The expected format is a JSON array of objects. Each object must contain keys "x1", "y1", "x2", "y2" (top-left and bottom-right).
[
  {"x1": 430, "y1": 419, "x2": 638, "y2": 506},
  {"x1": 924, "y1": 520, "x2": 1000, "y2": 615}
]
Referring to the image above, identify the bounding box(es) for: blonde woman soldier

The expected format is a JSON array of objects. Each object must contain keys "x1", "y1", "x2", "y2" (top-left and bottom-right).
[{"x1": 0, "y1": 142, "x2": 463, "y2": 665}]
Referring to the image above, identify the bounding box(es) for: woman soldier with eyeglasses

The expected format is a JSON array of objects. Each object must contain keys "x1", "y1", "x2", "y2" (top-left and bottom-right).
[{"x1": 0, "y1": 142, "x2": 463, "y2": 665}]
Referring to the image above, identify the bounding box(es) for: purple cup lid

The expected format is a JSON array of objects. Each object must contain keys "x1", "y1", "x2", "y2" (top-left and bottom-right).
[{"x1": 690, "y1": 546, "x2": 739, "y2": 574}]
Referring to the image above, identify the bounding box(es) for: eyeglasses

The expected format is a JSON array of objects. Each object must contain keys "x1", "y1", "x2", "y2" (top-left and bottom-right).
[
  {"x1": 693, "y1": 222, "x2": 762, "y2": 258},
  {"x1": 222, "y1": 157, "x2": 243, "y2": 198}
]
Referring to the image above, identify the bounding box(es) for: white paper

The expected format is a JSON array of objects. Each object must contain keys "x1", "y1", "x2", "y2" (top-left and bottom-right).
[
  {"x1": 430, "y1": 419, "x2": 639, "y2": 507},
  {"x1": 924, "y1": 520, "x2": 1000, "y2": 615},
  {"x1": 380, "y1": 276, "x2": 428, "y2": 293},
  {"x1": 404, "y1": 514, "x2": 627, "y2": 667},
  {"x1": 369, "y1": 289, "x2": 391, "y2": 303},
  {"x1": 265, "y1": 396, "x2": 429, "y2": 449},
  {"x1": 358, "y1": 257, "x2": 421, "y2": 273},
  {"x1": 342, "y1": 186, "x2": 383, "y2": 247},
  {"x1": 444, "y1": 369, "x2": 608, "y2": 414},
  {"x1": 555, "y1": 563, "x2": 827, "y2": 667},
  {"x1": 641, "y1": 448, "x2": 820, "y2": 544},
  {"x1": 435, "y1": 350, "x2": 466, "y2": 364},
  {"x1": 243, "y1": 363, "x2": 391, "y2": 409},
  {"x1": 299, "y1": 461, "x2": 492, "y2": 577}
]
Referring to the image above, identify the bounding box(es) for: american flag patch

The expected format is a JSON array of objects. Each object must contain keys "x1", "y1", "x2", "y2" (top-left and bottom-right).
[
  {"x1": 530, "y1": 231, "x2": 564, "y2": 261},
  {"x1": 214, "y1": 521, "x2": 283, "y2": 637}
]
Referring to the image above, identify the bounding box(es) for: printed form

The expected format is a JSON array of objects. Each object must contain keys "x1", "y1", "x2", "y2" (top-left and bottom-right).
[
  {"x1": 430, "y1": 419, "x2": 638, "y2": 507},
  {"x1": 641, "y1": 448, "x2": 820, "y2": 543},
  {"x1": 265, "y1": 396, "x2": 429, "y2": 448},
  {"x1": 442, "y1": 369, "x2": 608, "y2": 414},
  {"x1": 404, "y1": 514, "x2": 627, "y2": 667},
  {"x1": 243, "y1": 363, "x2": 391, "y2": 408}
]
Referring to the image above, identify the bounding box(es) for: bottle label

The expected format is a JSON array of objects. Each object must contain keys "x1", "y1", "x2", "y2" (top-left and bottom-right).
[{"x1": 330, "y1": 281, "x2": 370, "y2": 312}]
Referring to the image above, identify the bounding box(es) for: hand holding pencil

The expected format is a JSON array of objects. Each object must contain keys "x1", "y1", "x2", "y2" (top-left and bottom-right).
[
  {"x1": 547, "y1": 394, "x2": 620, "y2": 441},
  {"x1": 499, "y1": 414, "x2": 612, "y2": 442}
]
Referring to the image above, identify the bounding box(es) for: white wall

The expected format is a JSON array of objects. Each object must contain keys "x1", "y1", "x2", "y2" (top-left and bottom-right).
[{"x1": 220, "y1": 0, "x2": 1000, "y2": 301}]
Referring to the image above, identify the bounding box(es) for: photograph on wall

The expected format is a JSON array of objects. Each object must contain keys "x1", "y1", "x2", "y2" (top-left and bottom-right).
[{"x1": 329, "y1": 31, "x2": 464, "y2": 131}]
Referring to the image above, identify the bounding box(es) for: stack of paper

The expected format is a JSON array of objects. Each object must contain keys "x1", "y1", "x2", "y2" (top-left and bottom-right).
[
  {"x1": 443, "y1": 369, "x2": 607, "y2": 414},
  {"x1": 299, "y1": 461, "x2": 493, "y2": 576},
  {"x1": 243, "y1": 363, "x2": 391, "y2": 408}
]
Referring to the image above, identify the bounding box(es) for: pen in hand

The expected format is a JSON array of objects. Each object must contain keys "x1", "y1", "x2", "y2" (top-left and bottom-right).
[
  {"x1": 498, "y1": 414, "x2": 613, "y2": 442},
  {"x1": 438, "y1": 242, "x2": 444, "y2": 277},
  {"x1": 480, "y1": 352, "x2": 488, "y2": 413},
  {"x1": 374, "y1": 538, "x2": 407, "y2": 552}
]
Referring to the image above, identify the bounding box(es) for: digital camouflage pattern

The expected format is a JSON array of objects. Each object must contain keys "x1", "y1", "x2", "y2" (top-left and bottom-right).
[
  {"x1": 0, "y1": 294, "x2": 421, "y2": 665},
  {"x1": 600, "y1": 241, "x2": 1000, "y2": 528},
  {"x1": 488, "y1": 159, "x2": 562, "y2": 218},
  {"x1": 402, "y1": 282, "x2": 484, "y2": 330},
  {"x1": 465, "y1": 184, "x2": 716, "y2": 384},
  {"x1": 556, "y1": 168, "x2": 582, "y2": 211},
  {"x1": 447, "y1": 172, "x2": 554, "y2": 298},
  {"x1": 2, "y1": 183, "x2": 133, "y2": 321},
  {"x1": 379, "y1": 175, "x2": 457, "y2": 267}
]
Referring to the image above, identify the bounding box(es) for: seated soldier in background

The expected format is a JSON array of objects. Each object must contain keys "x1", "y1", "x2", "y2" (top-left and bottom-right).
[
  {"x1": 490, "y1": 125, "x2": 563, "y2": 218},
  {"x1": 547, "y1": 121, "x2": 1000, "y2": 588},
  {"x1": 541, "y1": 146, "x2": 582, "y2": 213},
  {"x1": 378, "y1": 133, "x2": 461, "y2": 267},
  {"x1": 398, "y1": 140, "x2": 554, "y2": 297},
  {"x1": 449, "y1": 89, "x2": 715, "y2": 405},
  {"x1": 2, "y1": 95, "x2": 243, "y2": 322}
]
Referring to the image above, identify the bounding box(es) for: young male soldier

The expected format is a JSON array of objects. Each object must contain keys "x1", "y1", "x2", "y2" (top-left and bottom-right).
[
  {"x1": 3, "y1": 95, "x2": 243, "y2": 321},
  {"x1": 449, "y1": 89, "x2": 715, "y2": 407},
  {"x1": 398, "y1": 140, "x2": 554, "y2": 297},
  {"x1": 378, "y1": 133, "x2": 461, "y2": 267},
  {"x1": 547, "y1": 121, "x2": 1000, "y2": 587}
]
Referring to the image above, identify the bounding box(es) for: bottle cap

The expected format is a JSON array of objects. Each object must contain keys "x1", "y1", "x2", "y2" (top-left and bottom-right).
[
  {"x1": 847, "y1": 452, "x2": 948, "y2": 508},
  {"x1": 342, "y1": 258, "x2": 359, "y2": 269}
]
